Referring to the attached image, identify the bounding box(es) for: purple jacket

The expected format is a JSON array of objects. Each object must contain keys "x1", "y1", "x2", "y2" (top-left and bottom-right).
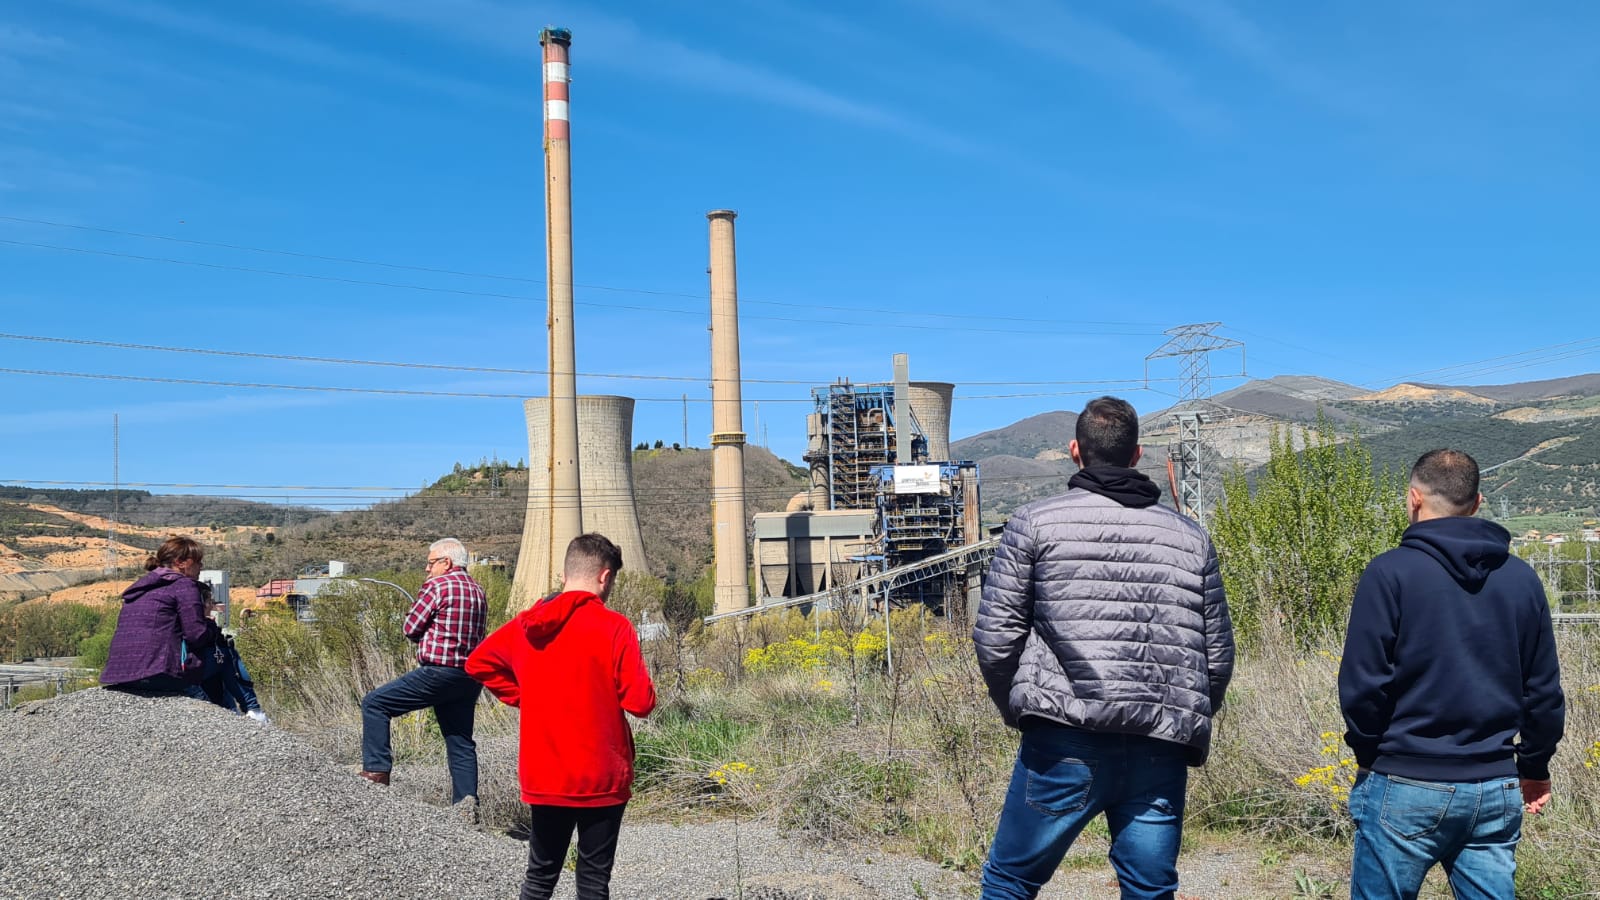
[{"x1": 99, "y1": 568, "x2": 213, "y2": 686}]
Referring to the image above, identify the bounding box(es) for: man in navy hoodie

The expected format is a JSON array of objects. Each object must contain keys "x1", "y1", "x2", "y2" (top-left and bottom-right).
[{"x1": 1339, "y1": 448, "x2": 1565, "y2": 899}]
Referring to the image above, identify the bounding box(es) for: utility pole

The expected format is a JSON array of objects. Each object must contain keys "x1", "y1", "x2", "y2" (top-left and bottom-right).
[
  {"x1": 1145, "y1": 323, "x2": 1244, "y2": 526},
  {"x1": 682, "y1": 393, "x2": 689, "y2": 448},
  {"x1": 105, "y1": 414, "x2": 119, "y2": 574}
]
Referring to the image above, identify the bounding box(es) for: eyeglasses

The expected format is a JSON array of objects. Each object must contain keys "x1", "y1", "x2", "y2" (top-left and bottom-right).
[{"x1": 426, "y1": 557, "x2": 450, "y2": 568}]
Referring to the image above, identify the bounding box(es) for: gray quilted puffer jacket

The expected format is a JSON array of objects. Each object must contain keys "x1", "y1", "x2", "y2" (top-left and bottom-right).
[{"x1": 973, "y1": 488, "x2": 1235, "y2": 765}]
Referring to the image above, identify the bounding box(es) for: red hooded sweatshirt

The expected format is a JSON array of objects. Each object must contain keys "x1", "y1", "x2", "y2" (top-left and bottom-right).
[{"x1": 465, "y1": 590, "x2": 656, "y2": 807}]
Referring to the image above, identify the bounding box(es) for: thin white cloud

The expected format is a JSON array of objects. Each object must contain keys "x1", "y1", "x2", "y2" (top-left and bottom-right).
[
  {"x1": 0, "y1": 99, "x2": 58, "y2": 122},
  {"x1": 920, "y1": 0, "x2": 1227, "y2": 134},
  {"x1": 306, "y1": 0, "x2": 985, "y2": 156},
  {"x1": 56, "y1": 0, "x2": 529, "y2": 110},
  {"x1": 1152, "y1": 0, "x2": 1375, "y2": 117},
  {"x1": 0, "y1": 25, "x2": 70, "y2": 57},
  {"x1": 0, "y1": 146, "x2": 114, "y2": 193}
]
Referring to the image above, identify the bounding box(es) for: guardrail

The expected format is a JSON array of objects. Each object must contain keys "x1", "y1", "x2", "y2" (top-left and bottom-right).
[
  {"x1": 1553, "y1": 613, "x2": 1600, "y2": 628},
  {"x1": 0, "y1": 663, "x2": 97, "y2": 706}
]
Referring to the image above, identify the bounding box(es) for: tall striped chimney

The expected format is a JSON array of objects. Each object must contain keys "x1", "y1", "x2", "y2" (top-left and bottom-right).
[
  {"x1": 540, "y1": 27, "x2": 582, "y2": 588},
  {"x1": 708, "y1": 210, "x2": 749, "y2": 615}
]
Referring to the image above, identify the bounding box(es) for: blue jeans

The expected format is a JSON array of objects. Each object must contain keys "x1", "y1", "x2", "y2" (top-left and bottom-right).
[
  {"x1": 360, "y1": 664, "x2": 482, "y2": 803},
  {"x1": 1349, "y1": 771, "x2": 1522, "y2": 900},
  {"x1": 220, "y1": 653, "x2": 262, "y2": 713},
  {"x1": 202, "y1": 658, "x2": 261, "y2": 714},
  {"x1": 981, "y1": 725, "x2": 1190, "y2": 900}
]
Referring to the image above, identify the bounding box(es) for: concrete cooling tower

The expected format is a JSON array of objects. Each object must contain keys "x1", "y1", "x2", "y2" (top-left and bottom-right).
[
  {"x1": 907, "y1": 381, "x2": 954, "y2": 462},
  {"x1": 512, "y1": 395, "x2": 648, "y2": 608}
]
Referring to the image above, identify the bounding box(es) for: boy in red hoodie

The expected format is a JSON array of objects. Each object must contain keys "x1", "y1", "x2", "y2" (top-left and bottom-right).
[{"x1": 466, "y1": 533, "x2": 656, "y2": 900}]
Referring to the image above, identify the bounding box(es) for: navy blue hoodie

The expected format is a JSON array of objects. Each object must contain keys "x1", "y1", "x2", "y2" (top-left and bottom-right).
[{"x1": 1338, "y1": 516, "x2": 1565, "y2": 781}]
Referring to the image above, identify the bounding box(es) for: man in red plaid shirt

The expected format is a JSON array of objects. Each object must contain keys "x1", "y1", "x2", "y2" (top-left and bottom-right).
[{"x1": 358, "y1": 537, "x2": 488, "y2": 820}]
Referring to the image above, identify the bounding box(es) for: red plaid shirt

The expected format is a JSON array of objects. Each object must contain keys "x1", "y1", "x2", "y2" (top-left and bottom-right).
[{"x1": 403, "y1": 568, "x2": 487, "y2": 667}]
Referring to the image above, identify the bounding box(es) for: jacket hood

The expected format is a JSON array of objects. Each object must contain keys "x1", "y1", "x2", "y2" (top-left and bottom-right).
[
  {"x1": 1400, "y1": 517, "x2": 1512, "y2": 590},
  {"x1": 122, "y1": 567, "x2": 185, "y2": 603},
  {"x1": 1068, "y1": 465, "x2": 1162, "y2": 509},
  {"x1": 523, "y1": 590, "x2": 598, "y2": 641}
]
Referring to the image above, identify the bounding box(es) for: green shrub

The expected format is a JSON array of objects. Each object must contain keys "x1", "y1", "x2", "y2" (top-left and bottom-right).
[
  {"x1": 1212, "y1": 417, "x2": 1407, "y2": 649},
  {"x1": 633, "y1": 705, "x2": 756, "y2": 792},
  {"x1": 0, "y1": 601, "x2": 116, "y2": 663},
  {"x1": 311, "y1": 580, "x2": 416, "y2": 695},
  {"x1": 76, "y1": 609, "x2": 120, "y2": 670},
  {"x1": 234, "y1": 608, "x2": 334, "y2": 708}
]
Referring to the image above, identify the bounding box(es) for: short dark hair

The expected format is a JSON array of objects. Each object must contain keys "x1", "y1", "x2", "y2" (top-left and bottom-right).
[
  {"x1": 1075, "y1": 397, "x2": 1140, "y2": 468},
  {"x1": 564, "y1": 532, "x2": 622, "y2": 581},
  {"x1": 1410, "y1": 448, "x2": 1479, "y2": 514}
]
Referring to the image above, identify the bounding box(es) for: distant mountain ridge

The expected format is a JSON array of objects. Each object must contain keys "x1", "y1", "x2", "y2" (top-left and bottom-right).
[
  {"x1": 8, "y1": 370, "x2": 1598, "y2": 585},
  {"x1": 1416, "y1": 373, "x2": 1600, "y2": 403},
  {"x1": 952, "y1": 411, "x2": 1078, "y2": 462},
  {"x1": 1206, "y1": 375, "x2": 1371, "y2": 423},
  {"x1": 3, "y1": 448, "x2": 809, "y2": 587},
  {"x1": 956, "y1": 372, "x2": 1600, "y2": 519},
  {"x1": 952, "y1": 410, "x2": 1173, "y2": 520}
]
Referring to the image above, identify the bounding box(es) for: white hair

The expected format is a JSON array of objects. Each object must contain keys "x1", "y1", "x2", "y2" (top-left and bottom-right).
[{"x1": 429, "y1": 538, "x2": 469, "y2": 568}]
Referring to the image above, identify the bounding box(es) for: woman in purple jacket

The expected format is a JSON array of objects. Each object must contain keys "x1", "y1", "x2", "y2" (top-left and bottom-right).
[{"x1": 100, "y1": 535, "x2": 213, "y2": 698}]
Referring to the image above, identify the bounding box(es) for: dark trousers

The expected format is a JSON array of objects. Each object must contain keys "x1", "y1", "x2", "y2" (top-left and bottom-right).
[
  {"x1": 521, "y1": 803, "x2": 627, "y2": 900},
  {"x1": 109, "y1": 674, "x2": 209, "y2": 701},
  {"x1": 360, "y1": 664, "x2": 481, "y2": 802},
  {"x1": 200, "y1": 652, "x2": 261, "y2": 713}
]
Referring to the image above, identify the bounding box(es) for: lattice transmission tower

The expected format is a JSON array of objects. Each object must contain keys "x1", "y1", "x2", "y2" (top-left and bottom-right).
[{"x1": 1145, "y1": 323, "x2": 1244, "y2": 526}]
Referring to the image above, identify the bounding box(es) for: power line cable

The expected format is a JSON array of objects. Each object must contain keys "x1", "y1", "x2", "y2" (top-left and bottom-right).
[
  {"x1": 1232, "y1": 329, "x2": 1600, "y2": 393},
  {"x1": 0, "y1": 332, "x2": 1185, "y2": 388},
  {"x1": 0, "y1": 331, "x2": 802, "y2": 384},
  {"x1": 0, "y1": 238, "x2": 1158, "y2": 337},
  {"x1": 1218, "y1": 325, "x2": 1392, "y2": 376},
  {"x1": 0, "y1": 365, "x2": 1163, "y2": 402},
  {"x1": 0, "y1": 214, "x2": 1166, "y2": 329},
  {"x1": 1360, "y1": 340, "x2": 1600, "y2": 388},
  {"x1": 0, "y1": 367, "x2": 810, "y2": 402}
]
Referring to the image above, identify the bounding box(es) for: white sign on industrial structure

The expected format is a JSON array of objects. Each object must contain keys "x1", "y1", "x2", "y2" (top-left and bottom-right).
[{"x1": 892, "y1": 465, "x2": 943, "y2": 494}]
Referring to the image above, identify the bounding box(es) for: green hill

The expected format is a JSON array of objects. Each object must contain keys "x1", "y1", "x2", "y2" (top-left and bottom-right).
[{"x1": 203, "y1": 448, "x2": 809, "y2": 584}]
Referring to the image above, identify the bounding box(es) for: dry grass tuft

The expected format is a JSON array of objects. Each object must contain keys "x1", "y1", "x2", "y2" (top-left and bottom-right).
[{"x1": 238, "y1": 583, "x2": 1600, "y2": 892}]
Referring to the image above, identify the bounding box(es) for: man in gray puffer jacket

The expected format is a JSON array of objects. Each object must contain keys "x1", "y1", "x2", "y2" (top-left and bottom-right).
[{"x1": 974, "y1": 396, "x2": 1234, "y2": 900}]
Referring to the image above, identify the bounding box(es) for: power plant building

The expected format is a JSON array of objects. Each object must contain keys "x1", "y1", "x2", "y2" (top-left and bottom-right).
[{"x1": 753, "y1": 373, "x2": 980, "y2": 610}]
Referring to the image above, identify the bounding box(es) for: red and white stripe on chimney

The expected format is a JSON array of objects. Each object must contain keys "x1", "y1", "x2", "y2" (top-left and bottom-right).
[{"x1": 541, "y1": 28, "x2": 571, "y2": 142}]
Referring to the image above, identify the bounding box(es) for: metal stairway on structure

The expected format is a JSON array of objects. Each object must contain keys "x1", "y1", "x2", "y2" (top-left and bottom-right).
[{"x1": 704, "y1": 535, "x2": 1000, "y2": 624}]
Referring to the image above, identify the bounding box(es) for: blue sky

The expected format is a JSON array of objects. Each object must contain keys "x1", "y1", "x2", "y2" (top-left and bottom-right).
[{"x1": 3, "y1": 1, "x2": 1598, "y2": 510}]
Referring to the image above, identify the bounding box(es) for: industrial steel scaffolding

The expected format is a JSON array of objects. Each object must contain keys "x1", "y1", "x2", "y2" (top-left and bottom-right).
[
  {"x1": 785, "y1": 378, "x2": 981, "y2": 613},
  {"x1": 805, "y1": 381, "x2": 928, "y2": 511},
  {"x1": 868, "y1": 463, "x2": 974, "y2": 608}
]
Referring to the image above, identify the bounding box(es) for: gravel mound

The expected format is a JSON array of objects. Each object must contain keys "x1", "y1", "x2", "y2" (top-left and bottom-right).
[
  {"x1": 0, "y1": 690, "x2": 969, "y2": 899},
  {"x1": 0, "y1": 689, "x2": 523, "y2": 899}
]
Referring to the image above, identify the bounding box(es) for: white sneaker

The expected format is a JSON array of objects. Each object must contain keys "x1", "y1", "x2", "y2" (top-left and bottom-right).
[{"x1": 246, "y1": 710, "x2": 270, "y2": 725}]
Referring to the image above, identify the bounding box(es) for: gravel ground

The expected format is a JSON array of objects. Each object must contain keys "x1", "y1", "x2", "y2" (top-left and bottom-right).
[{"x1": 0, "y1": 689, "x2": 970, "y2": 899}]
